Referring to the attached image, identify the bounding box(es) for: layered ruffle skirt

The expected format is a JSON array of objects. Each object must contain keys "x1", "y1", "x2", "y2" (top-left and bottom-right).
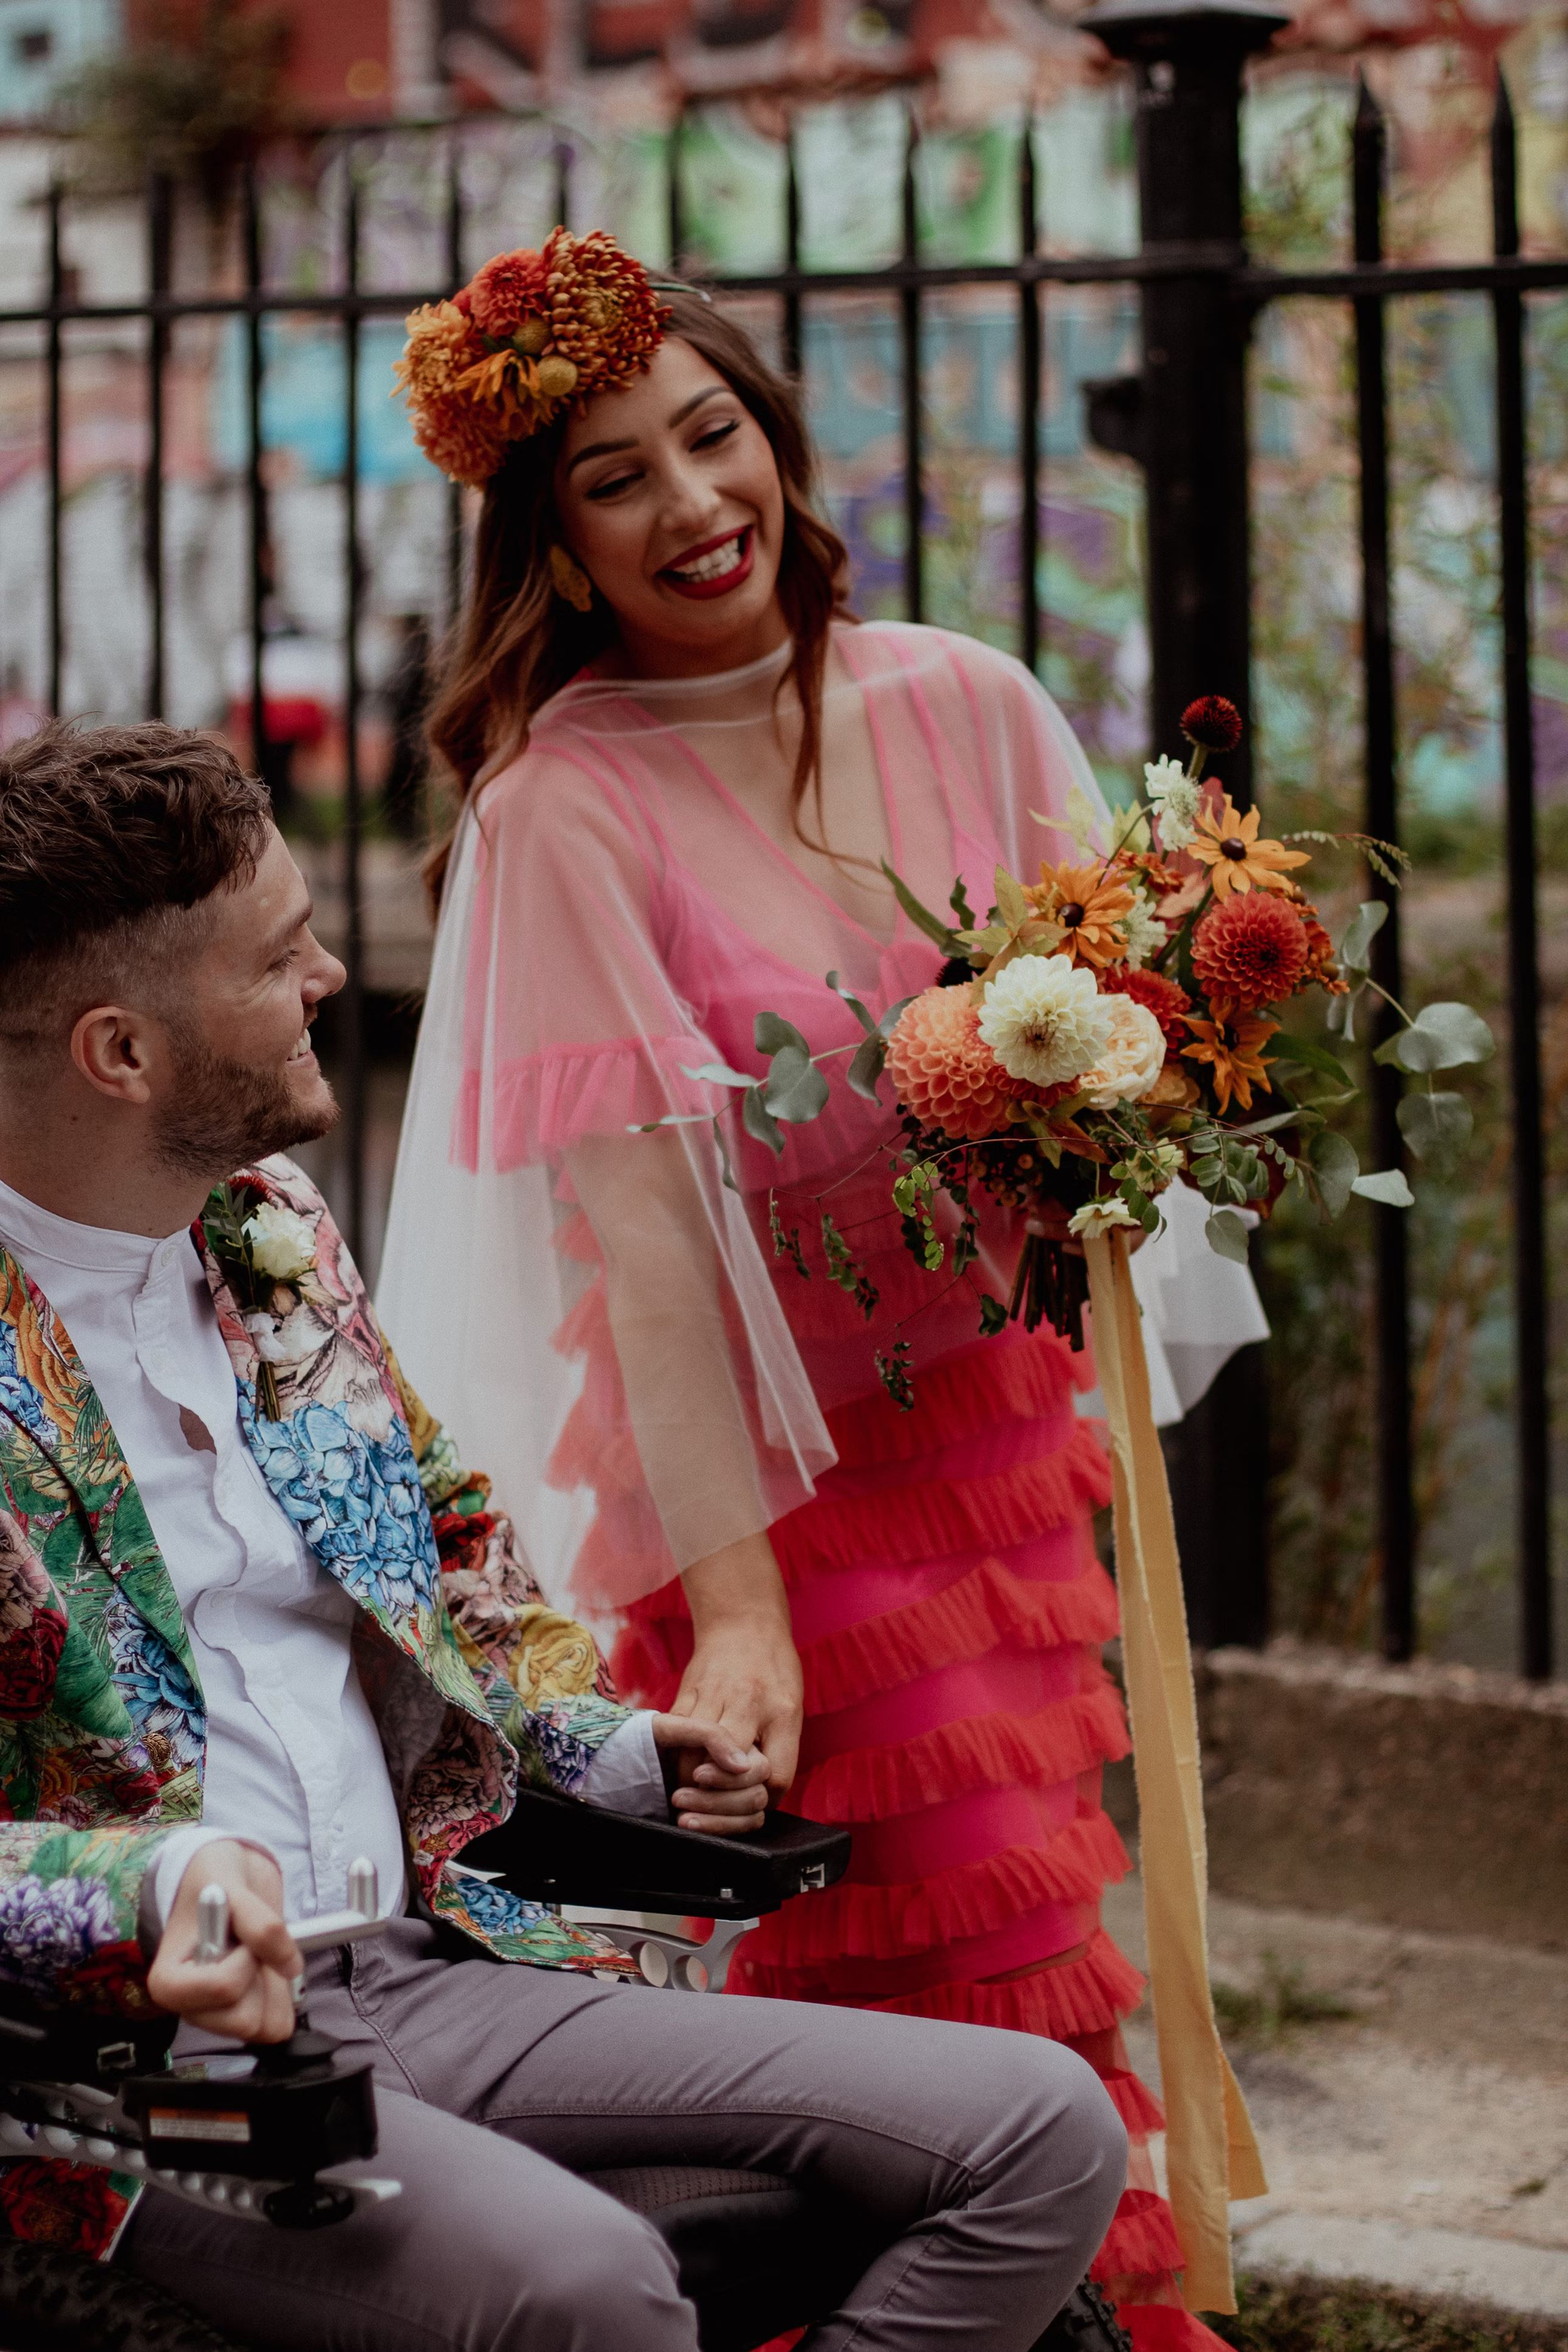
[{"x1": 612, "y1": 1327, "x2": 1224, "y2": 2352}]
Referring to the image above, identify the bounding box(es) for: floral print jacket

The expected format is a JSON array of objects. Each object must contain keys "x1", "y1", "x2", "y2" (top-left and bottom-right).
[{"x1": 0, "y1": 1158, "x2": 635, "y2": 2256}]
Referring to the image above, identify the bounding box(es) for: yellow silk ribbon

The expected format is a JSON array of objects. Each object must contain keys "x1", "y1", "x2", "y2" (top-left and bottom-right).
[{"x1": 1083, "y1": 1228, "x2": 1267, "y2": 2316}]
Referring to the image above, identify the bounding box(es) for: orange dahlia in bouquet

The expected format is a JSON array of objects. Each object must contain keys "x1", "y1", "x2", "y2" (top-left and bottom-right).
[{"x1": 645, "y1": 695, "x2": 1497, "y2": 1405}]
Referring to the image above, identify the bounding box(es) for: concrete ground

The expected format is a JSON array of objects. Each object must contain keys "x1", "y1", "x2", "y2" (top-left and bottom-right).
[{"x1": 1102, "y1": 1875, "x2": 1568, "y2": 2317}]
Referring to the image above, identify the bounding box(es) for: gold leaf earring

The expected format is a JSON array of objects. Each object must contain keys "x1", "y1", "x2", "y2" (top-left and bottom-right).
[{"x1": 550, "y1": 546, "x2": 595, "y2": 613}]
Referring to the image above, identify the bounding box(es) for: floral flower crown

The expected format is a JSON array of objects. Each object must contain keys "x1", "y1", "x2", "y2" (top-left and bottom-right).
[{"x1": 394, "y1": 227, "x2": 672, "y2": 490}]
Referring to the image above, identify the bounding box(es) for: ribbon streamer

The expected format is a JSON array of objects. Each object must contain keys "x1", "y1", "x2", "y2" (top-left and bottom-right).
[{"x1": 1083, "y1": 1228, "x2": 1267, "y2": 2315}]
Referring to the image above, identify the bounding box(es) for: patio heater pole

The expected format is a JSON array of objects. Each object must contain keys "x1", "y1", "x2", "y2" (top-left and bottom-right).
[{"x1": 1080, "y1": 0, "x2": 1286, "y2": 1649}]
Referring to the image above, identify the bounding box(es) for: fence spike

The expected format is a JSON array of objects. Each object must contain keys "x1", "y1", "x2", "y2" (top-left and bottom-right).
[
  {"x1": 1352, "y1": 71, "x2": 1384, "y2": 266},
  {"x1": 1491, "y1": 69, "x2": 1518, "y2": 261}
]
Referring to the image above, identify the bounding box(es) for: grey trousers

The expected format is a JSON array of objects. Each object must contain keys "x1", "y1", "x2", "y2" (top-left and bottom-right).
[{"x1": 122, "y1": 1918, "x2": 1126, "y2": 2352}]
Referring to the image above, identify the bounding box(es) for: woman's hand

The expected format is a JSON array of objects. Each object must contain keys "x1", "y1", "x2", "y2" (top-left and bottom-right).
[
  {"x1": 650, "y1": 1715, "x2": 771, "y2": 1835},
  {"x1": 675, "y1": 1532, "x2": 804, "y2": 1800},
  {"x1": 148, "y1": 1841, "x2": 301, "y2": 2044}
]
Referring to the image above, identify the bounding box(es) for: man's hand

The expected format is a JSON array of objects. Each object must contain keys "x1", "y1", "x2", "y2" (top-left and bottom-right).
[
  {"x1": 676, "y1": 1535, "x2": 804, "y2": 1798},
  {"x1": 148, "y1": 1842, "x2": 301, "y2": 2044},
  {"x1": 651, "y1": 1715, "x2": 772, "y2": 1836}
]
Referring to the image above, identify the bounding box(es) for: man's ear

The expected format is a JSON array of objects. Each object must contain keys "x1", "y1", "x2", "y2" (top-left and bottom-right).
[{"x1": 69, "y1": 1005, "x2": 164, "y2": 1107}]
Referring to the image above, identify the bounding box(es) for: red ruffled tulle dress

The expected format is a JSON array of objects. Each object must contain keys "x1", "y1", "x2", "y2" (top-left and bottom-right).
[{"x1": 603, "y1": 1221, "x2": 1214, "y2": 2352}]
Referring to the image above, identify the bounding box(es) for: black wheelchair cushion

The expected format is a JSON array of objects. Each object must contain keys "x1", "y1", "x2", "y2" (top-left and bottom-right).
[
  {"x1": 0, "y1": 2242, "x2": 243, "y2": 2352},
  {"x1": 586, "y1": 2163, "x2": 878, "y2": 2352}
]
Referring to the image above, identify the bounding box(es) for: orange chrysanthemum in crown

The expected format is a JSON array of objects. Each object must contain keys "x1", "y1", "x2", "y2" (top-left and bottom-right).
[{"x1": 394, "y1": 228, "x2": 670, "y2": 490}]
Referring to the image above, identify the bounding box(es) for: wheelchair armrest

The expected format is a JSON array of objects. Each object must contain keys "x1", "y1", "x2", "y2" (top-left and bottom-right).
[{"x1": 457, "y1": 1787, "x2": 851, "y2": 1921}]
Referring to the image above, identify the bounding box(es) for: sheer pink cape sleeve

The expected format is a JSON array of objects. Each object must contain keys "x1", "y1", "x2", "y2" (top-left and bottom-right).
[{"x1": 376, "y1": 737, "x2": 835, "y2": 1615}]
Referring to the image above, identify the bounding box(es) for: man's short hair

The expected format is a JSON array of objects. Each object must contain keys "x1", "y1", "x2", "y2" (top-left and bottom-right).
[{"x1": 0, "y1": 721, "x2": 273, "y2": 1065}]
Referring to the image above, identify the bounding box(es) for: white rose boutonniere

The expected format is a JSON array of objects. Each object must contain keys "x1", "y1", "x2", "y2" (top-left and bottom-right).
[
  {"x1": 202, "y1": 1182, "x2": 321, "y2": 1422},
  {"x1": 243, "y1": 1202, "x2": 317, "y2": 1285}
]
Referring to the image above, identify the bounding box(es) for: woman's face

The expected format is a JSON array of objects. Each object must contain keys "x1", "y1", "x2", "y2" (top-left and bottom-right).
[{"x1": 553, "y1": 336, "x2": 789, "y2": 678}]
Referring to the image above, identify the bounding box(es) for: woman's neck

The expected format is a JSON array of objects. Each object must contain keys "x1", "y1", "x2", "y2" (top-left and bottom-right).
[{"x1": 604, "y1": 599, "x2": 792, "y2": 683}]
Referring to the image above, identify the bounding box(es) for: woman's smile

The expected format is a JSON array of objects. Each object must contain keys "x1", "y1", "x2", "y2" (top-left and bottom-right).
[{"x1": 660, "y1": 528, "x2": 755, "y2": 600}]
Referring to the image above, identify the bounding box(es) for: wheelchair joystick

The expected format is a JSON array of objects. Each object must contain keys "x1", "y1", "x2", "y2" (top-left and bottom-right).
[{"x1": 0, "y1": 1859, "x2": 400, "y2": 2232}]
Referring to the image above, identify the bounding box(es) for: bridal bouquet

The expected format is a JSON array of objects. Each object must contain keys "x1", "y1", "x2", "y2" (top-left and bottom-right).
[{"x1": 642, "y1": 695, "x2": 1494, "y2": 1405}]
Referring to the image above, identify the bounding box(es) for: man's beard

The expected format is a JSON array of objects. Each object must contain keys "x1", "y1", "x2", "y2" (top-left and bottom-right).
[{"x1": 154, "y1": 1021, "x2": 340, "y2": 1178}]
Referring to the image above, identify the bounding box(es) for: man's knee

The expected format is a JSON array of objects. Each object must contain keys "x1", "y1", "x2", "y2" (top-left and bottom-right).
[{"x1": 504, "y1": 2191, "x2": 688, "y2": 2352}]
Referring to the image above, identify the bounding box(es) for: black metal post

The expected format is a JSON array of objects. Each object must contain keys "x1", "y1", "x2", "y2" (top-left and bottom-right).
[
  {"x1": 145, "y1": 174, "x2": 172, "y2": 720},
  {"x1": 782, "y1": 124, "x2": 802, "y2": 383},
  {"x1": 1491, "y1": 73, "x2": 1552, "y2": 1679},
  {"x1": 554, "y1": 136, "x2": 572, "y2": 230},
  {"x1": 342, "y1": 158, "x2": 367, "y2": 1263},
  {"x1": 1018, "y1": 116, "x2": 1042, "y2": 678},
  {"x1": 1352, "y1": 77, "x2": 1416, "y2": 1663},
  {"x1": 1080, "y1": 0, "x2": 1285, "y2": 1650},
  {"x1": 46, "y1": 182, "x2": 64, "y2": 718},
  {"x1": 1080, "y1": 0, "x2": 1285, "y2": 807},
  {"x1": 901, "y1": 110, "x2": 924, "y2": 625},
  {"x1": 243, "y1": 165, "x2": 270, "y2": 799}
]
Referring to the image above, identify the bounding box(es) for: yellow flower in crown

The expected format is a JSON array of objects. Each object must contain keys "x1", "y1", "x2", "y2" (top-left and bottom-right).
[{"x1": 394, "y1": 228, "x2": 670, "y2": 489}]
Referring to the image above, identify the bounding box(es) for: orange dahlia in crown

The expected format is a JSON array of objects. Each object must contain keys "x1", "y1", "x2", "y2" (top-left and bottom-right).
[{"x1": 394, "y1": 228, "x2": 670, "y2": 488}]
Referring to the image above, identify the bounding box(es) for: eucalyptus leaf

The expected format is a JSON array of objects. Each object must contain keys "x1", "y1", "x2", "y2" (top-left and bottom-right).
[
  {"x1": 764, "y1": 1047, "x2": 831, "y2": 1124},
  {"x1": 848, "y1": 1031, "x2": 889, "y2": 1102},
  {"x1": 879, "y1": 993, "x2": 917, "y2": 1038},
  {"x1": 755, "y1": 1011, "x2": 810, "y2": 1060},
  {"x1": 1376, "y1": 1001, "x2": 1495, "y2": 1074},
  {"x1": 742, "y1": 1085, "x2": 785, "y2": 1155},
  {"x1": 880, "y1": 861, "x2": 960, "y2": 954},
  {"x1": 714, "y1": 1120, "x2": 739, "y2": 1192},
  {"x1": 1326, "y1": 987, "x2": 1359, "y2": 1044},
  {"x1": 1352, "y1": 1168, "x2": 1414, "y2": 1208},
  {"x1": 825, "y1": 971, "x2": 877, "y2": 1036},
  {"x1": 1338, "y1": 898, "x2": 1388, "y2": 973},
  {"x1": 680, "y1": 1059, "x2": 758, "y2": 1090},
  {"x1": 1397, "y1": 1090, "x2": 1472, "y2": 1160},
  {"x1": 1312, "y1": 1129, "x2": 1360, "y2": 1218},
  {"x1": 1268, "y1": 1035, "x2": 1352, "y2": 1090},
  {"x1": 1205, "y1": 1209, "x2": 1252, "y2": 1263}
]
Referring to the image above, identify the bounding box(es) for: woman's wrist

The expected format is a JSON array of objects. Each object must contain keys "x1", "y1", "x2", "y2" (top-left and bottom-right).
[{"x1": 680, "y1": 1530, "x2": 791, "y2": 1636}]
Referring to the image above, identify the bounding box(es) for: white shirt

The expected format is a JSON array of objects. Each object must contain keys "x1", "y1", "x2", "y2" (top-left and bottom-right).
[{"x1": 0, "y1": 1177, "x2": 663, "y2": 1935}]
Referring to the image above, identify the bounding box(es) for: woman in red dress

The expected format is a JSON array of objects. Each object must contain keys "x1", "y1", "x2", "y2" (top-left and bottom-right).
[{"x1": 382, "y1": 236, "x2": 1242, "y2": 2352}]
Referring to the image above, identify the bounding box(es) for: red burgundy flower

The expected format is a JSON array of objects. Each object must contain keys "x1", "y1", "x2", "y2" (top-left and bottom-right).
[{"x1": 1180, "y1": 696, "x2": 1244, "y2": 754}]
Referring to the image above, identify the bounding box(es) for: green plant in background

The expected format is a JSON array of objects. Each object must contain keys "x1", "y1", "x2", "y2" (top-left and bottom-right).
[
  {"x1": 1244, "y1": 87, "x2": 1568, "y2": 1665},
  {"x1": 55, "y1": 0, "x2": 289, "y2": 209},
  {"x1": 1214, "y1": 2274, "x2": 1568, "y2": 2352},
  {"x1": 1210, "y1": 1953, "x2": 1358, "y2": 2044}
]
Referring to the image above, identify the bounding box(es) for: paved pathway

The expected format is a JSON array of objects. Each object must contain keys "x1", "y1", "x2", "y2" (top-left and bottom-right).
[{"x1": 1102, "y1": 1878, "x2": 1568, "y2": 2318}]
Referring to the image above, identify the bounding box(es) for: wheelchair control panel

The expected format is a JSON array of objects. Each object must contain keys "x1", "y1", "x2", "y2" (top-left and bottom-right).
[{"x1": 0, "y1": 1860, "x2": 399, "y2": 2231}]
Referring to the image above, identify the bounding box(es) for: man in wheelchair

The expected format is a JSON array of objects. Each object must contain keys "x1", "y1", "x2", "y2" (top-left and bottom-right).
[{"x1": 0, "y1": 721, "x2": 1126, "y2": 2352}]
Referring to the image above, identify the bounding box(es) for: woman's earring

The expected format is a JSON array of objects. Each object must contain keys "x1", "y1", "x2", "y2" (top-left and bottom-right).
[{"x1": 550, "y1": 546, "x2": 595, "y2": 613}]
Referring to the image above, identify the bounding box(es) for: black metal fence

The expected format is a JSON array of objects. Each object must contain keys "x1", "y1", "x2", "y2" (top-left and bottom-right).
[{"x1": 5, "y1": 0, "x2": 1561, "y2": 1674}]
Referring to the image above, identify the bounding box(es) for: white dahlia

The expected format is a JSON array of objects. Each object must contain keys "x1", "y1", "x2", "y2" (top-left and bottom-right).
[
  {"x1": 976, "y1": 954, "x2": 1113, "y2": 1089},
  {"x1": 1079, "y1": 996, "x2": 1169, "y2": 1109}
]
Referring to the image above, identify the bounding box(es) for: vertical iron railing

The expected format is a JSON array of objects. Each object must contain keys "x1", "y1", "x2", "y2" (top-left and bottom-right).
[
  {"x1": 243, "y1": 163, "x2": 269, "y2": 795},
  {"x1": 145, "y1": 173, "x2": 172, "y2": 721},
  {"x1": 46, "y1": 180, "x2": 64, "y2": 717},
  {"x1": 341, "y1": 155, "x2": 368, "y2": 1258},
  {"x1": 1352, "y1": 77, "x2": 1416, "y2": 1664},
  {"x1": 1490, "y1": 74, "x2": 1552, "y2": 1680},
  {"x1": 900, "y1": 112, "x2": 924, "y2": 626},
  {"x1": 1018, "y1": 116, "x2": 1042, "y2": 679},
  {"x1": 12, "y1": 87, "x2": 1564, "y2": 1666}
]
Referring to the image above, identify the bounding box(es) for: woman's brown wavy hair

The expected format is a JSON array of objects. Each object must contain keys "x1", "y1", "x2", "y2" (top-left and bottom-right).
[{"x1": 424, "y1": 288, "x2": 854, "y2": 905}]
